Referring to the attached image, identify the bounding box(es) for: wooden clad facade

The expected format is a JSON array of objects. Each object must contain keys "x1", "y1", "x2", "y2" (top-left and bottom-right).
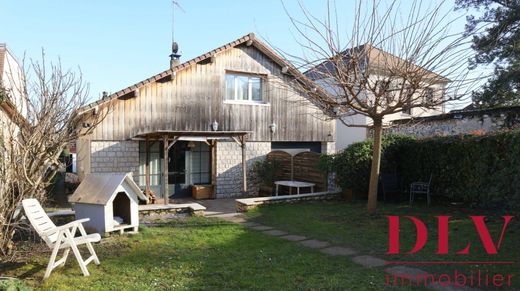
[
  {"x1": 78, "y1": 34, "x2": 336, "y2": 200},
  {"x1": 85, "y1": 38, "x2": 334, "y2": 142}
]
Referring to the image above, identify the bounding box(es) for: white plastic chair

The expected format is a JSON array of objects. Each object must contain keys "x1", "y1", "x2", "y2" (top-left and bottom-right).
[{"x1": 22, "y1": 198, "x2": 101, "y2": 279}]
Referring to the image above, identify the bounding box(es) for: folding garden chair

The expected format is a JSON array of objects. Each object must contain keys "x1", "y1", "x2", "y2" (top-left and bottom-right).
[
  {"x1": 409, "y1": 174, "x2": 432, "y2": 206},
  {"x1": 22, "y1": 198, "x2": 101, "y2": 280}
]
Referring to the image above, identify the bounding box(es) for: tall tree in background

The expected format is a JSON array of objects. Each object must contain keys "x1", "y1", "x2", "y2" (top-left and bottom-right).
[
  {"x1": 456, "y1": 0, "x2": 520, "y2": 107},
  {"x1": 282, "y1": 0, "x2": 474, "y2": 214}
]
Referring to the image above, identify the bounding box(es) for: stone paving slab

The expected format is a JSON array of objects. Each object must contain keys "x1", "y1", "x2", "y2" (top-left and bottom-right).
[
  {"x1": 279, "y1": 234, "x2": 307, "y2": 241},
  {"x1": 250, "y1": 225, "x2": 273, "y2": 231},
  {"x1": 241, "y1": 222, "x2": 260, "y2": 227},
  {"x1": 299, "y1": 239, "x2": 330, "y2": 249},
  {"x1": 263, "y1": 229, "x2": 288, "y2": 236},
  {"x1": 352, "y1": 255, "x2": 386, "y2": 267},
  {"x1": 224, "y1": 217, "x2": 247, "y2": 223},
  {"x1": 320, "y1": 246, "x2": 357, "y2": 256}
]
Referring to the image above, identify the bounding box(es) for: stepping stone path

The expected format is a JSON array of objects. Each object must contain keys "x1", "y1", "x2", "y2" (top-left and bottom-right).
[
  {"x1": 228, "y1": 217, "x2": 247, "y2": 223},
  {"x1": 263, "y1": 229, "x2": 288, "y2": 236},
  {"x1": 299, "y1": 239, "x2": 330, "y2": 249},
  {"x1": 224, "y1": 216, "x2": 479, "y2": 291},
  {"x1": 250, "y1": 225, "x2": 273, "y2": 231},
  {"x1": 279, "y1": 234, "x2": 307, "y2": 241},
  {"x1": 352, "y1": 255, "x2": 386, "y2": 267},
  {"x1": 320, "y1": 246, "x2": 357, "y2": 256},
  {"x1": 241, "y1": 222, "x2": 260, "y2": 227}
]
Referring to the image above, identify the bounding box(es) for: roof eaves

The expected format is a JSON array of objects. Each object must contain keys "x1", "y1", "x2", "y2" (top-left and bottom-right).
[{"x1": 78, "y1": 33, "x2": 255, "y2": 114}]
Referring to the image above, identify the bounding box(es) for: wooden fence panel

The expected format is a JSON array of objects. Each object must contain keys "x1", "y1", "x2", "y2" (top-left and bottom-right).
[
  {"x1": 266, "y1": 151, "x2": 292, "y2": 181},
  {"x1": 293, "y1": 152, "x2": 327, "y2": 192},
  {"x1": 266, "y1": 150, "x2": 327, "y2": 193}
]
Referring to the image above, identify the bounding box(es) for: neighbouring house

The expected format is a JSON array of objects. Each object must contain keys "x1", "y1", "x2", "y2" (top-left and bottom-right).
[
  {"x1": 0, "y1": 43, "x2": 26, "y2": 139},
  {"x1": 306, "y1": 44, "x2": 449, "y2": 151},
  {"x1": 386, "y1": 105, "x2": 520, "y2": 138},
  {"x1": 76, "y1": 33, "x2": 335, "y2": 202}
]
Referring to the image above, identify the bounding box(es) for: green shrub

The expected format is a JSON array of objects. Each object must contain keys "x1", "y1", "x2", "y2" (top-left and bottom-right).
[
  {"x1": 251, "y1": 158, "x2": 280, "y2": 186},
  {"x1": 326, "y1": 134, "x2": 415, "y2": 198},
  {"x1": 397, "y1": 131, "x2": 520, "y2": 211},
  {"x1": 326, "y1": 131, "x2": 520, "y2": 211}
]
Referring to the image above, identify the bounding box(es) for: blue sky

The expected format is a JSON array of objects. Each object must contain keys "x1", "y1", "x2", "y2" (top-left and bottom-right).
[{"x1": 0, "y1": 0, "x2": 474, "y2": 108}]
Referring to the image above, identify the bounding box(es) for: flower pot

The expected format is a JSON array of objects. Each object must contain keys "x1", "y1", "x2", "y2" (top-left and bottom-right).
[{"x1": 192, "y1": 184, "x2": 213, "y2": 199}]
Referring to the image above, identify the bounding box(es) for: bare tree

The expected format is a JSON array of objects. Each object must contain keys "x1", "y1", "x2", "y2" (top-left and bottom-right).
[
  {"x1": 281, "y1": 0, "x2": 478, "y2": 213},
  {"x1": 0, "y1": 52, "x2": 105, "y2": 257}
]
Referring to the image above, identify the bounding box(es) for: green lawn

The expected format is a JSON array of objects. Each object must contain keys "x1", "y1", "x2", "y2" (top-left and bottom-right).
[
  {"x1": 246, "y1": 201, "x2": 520, "y2": 289},
  {"x1": 5, "y1": 217, "x2": 397, "y2": 290}
]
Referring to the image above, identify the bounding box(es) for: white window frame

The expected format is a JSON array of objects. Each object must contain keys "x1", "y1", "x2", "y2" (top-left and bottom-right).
[{"x1": 225, "y1": 72, "x2": 266, "y2": 104}]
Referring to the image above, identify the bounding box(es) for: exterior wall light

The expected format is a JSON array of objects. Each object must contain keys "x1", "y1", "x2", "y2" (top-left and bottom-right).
[
  {"x1": 269, "y1": 123, "x2": 277, "y2": 134},
  {"x1": 211, "y1": 120, "x2": 219, "y2": 131}
]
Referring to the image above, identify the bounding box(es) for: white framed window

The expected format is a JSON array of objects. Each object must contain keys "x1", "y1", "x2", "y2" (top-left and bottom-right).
[
  {"x1": 423, "y1": 87, "x2": 435, "y2": 105},
  {"x1": 225, "y1": 73, "x2": 264, "y2": 103}
]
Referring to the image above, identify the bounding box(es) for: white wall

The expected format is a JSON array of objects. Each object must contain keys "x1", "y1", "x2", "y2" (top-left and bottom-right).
[
  {"x1": 335, "y1": 114, "x2": 368, "y2": 150},
  {"x1": 315, "y1": 75, "x2": 446, "y2": 151},
  {"x1": 1, "y1": 45, "x2": 27, "y2": 118}
]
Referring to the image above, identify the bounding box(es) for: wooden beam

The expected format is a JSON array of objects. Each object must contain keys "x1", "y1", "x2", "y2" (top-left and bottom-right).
[
  {"x1": 118, "y1": 90, "x2": 138, "y2": 100},
  {"x1": 231, "y1": 136, "x2": 242, "y2": 146},
  {"x1": 240, "y1": 135, "x2": 247, "y2": 194},
  {"x1": 145, "y1": 138, "x2": 150, "y2": 201},
  {"x1": 281, "y1": 66, "x2": 289, "y2": 74},
  {"x1": 163, "y1": 135, "x2": 169, "y2": 205},
  {"x1": 290, "y1": 156, "x2": 294, "y2": 181},
  {"x1": 210, "y1": 140, "x2": 217, "y2": 199},
  {"x1": 167, "y1": 136, "x2": 180, "y2": 151}
]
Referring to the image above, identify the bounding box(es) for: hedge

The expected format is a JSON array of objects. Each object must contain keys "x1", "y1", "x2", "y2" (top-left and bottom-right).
[{"x1": 326, "y1": 131, "x2": 520, "y2": 211}]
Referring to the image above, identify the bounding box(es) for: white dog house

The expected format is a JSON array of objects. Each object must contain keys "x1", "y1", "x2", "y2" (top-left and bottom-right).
[{"x1": 69, "y1": 173, "x2": 147, "y2": 234}]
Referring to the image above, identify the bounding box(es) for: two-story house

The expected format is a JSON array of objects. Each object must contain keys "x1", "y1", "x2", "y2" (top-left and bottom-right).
[
  {"x1": 76, "y1": 33, "x2": 335, "y2": 201},
  {"x1": 307, "y1": 44, "x2": 449, "y2": 150},
  {"x1": 0, "y1": 43, "x2": 26, "y2": 138}
]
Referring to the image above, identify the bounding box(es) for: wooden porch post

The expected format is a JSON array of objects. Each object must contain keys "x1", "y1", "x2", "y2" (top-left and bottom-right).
[
  {"x1": 210, "y1": 140, "x2": 217, "y2": 199},
  {"x1": 163, "y1": 135, "x2": 169, "y2": 205},
  {"x1": 240, "y1": 135, "x2": 247, "y2": 194},
  {"x1": 145, "y1": 138, "x2": 150, "y2": 199}
]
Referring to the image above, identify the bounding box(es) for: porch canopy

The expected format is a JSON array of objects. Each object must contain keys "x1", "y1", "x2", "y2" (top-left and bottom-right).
[{"x1": 131, "y1": 130, "x2": 251, "y2": 204}]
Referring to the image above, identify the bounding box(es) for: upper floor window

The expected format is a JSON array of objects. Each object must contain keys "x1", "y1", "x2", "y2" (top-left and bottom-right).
[
  {"x1": 225, "y1": 73, "x2": 263, "y2": 102},
  {"x1": 423, "y1": 88, "x2": 435, "y2": 105}
]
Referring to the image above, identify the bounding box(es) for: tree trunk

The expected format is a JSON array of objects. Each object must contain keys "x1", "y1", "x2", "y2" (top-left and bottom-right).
[{"x1": 367, "y1": 119, "x2": 383, "y2": 214}]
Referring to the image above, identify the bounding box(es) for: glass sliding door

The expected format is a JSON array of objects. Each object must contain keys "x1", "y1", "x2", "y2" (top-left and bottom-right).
[
  {"x1": 138, "y1": 141, "x2": 162, "y2": 198},
  {"x1": 187, "y1": 142, "x2": 211, "y2": 185},
  {"x1": 139, "y1": 140, "x2": 211, "y2": 199}
]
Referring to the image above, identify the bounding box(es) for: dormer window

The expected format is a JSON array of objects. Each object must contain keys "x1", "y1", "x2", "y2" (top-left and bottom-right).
[{"x1": 225, "y1": 72, "x2": 263, "y2": 102}]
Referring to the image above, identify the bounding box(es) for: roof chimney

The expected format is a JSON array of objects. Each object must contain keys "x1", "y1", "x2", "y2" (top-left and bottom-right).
[{"x1": 170, "y1": 41, "x2": 181, "y2": 68}]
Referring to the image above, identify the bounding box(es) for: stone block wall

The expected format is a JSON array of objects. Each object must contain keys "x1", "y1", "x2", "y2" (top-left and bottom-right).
[
  {"x1": 386, "y1": 106, "x2": 520, "y2": 138},
  {"x1": 90, "y1": 141, "x2": 140, "y2": 179},
  {"x1": 216, "y1": 141, "x2": 271, "y2": 198}
]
